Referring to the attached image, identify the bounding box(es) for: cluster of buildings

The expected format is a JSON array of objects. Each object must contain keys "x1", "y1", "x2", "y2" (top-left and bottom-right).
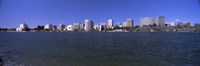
[
  {"x1": 2, "y1": 16, "x2": 199, "y2": 32},
  {"x1": 16, "y1": 23, "x2": 29, "y2": 31}
]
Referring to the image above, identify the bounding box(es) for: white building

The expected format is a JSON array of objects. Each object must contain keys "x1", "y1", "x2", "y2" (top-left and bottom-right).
[
  {"x1": 100, "y1": 23, "x2": 107, "y2": 31},
  {"x1": 16, "y1": 23, "x2": 28, "y2": 31},
  {"x1": 20, "y1": 23, "x2": 28, "y2": 29},
  {"x1": 123, "y1": 22, "x2": 127, "y2": 27},
  {"x1": 169, "y1": 22, "x2": 176, "y2": 27},
  {"x1": 58, "y1": 24, "x2": 65, "y2": 31},
  {"x1": 66, "y1": 25, "x2": 73, "y2": 31},
  {"x1": 94, "y1": 25, "x2": 99, "y2": 30},
  {"x1": 73, "y1": 23, "x2": 81, "y2": 31},
  {"x1": 140, "y1": 17, "x2": 154, "y2": 27},
  {"x1": 44, "y1": 24, "x2": 53, "y2": 30},
  {"x1": 108, "y1": 19, "x2": 114, "y2": 28},
  {"x1": 80, "y1": 23, "x2": 85, "y2": 30},
  {"x1": 84, "y1": 19, "x2": 94, "y2": 32}
]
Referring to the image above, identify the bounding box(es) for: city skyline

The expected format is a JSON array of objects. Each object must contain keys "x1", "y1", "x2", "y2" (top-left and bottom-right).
[
  {"x1": 0, "y1": 17, "x2": 197, "y2": 28},
  {"x1": 0, "y1": 0, "x2": 200, "y2": 28}
]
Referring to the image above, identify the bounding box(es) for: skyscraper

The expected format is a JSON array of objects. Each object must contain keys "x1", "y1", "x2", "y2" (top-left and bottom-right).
[
  {"x1": 156, "y1": 16, "x2": 165, "y2": 27},
  {"x1": 108, "y1": 19, "x2": 114, "y2": 28},
  {"x1": 140, "y1": 17, "x2": 154, "y2": 27},
  {"x1": 127, "y1": 18, "x2": 134, "y2": 27},
  {"x1": 84, "y1": 19, "x2": 94, "y2": 32}
]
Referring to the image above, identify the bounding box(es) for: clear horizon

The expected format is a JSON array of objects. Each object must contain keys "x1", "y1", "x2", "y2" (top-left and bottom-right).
[{"x1": 0, "y1": 0, "x2": 200, "y2": 28}]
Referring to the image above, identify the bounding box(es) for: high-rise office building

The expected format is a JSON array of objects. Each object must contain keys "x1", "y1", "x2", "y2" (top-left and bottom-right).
[
  {"x1": 156, "y1": 16, "x2": 165, "y2": 27},
  {"x1": 84, "y1": 19, "x2": 94, "y2": 32},
  {"x1": 108, "y1": 19, "x2": 114, "y2": 28},
  {"x1": 140, "y1": 17, "x2": 154, "y2": 27},
  {"x1": 127, "y1": 18, "x2": 134, "y2": 27}
]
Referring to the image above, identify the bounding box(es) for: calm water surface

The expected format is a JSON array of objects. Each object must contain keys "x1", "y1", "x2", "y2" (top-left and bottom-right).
[{"x1": 0, "y1": 32, "x2": 200, "y2": 66}]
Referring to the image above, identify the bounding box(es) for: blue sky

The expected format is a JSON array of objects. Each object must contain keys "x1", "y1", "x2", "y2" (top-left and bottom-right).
[{"x1": 0, "y1": 0, "x2": 200, "y2": 28}]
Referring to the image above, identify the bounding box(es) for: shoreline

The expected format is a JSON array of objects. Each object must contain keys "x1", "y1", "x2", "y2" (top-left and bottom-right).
[{"x1": 0, "y1": 31, "x2": 198, "y2": 33}]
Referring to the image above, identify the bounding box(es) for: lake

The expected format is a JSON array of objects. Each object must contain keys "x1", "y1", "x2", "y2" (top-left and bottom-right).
[{"x1": 0, "y1": 32, "x2": 200, "y2": 66}]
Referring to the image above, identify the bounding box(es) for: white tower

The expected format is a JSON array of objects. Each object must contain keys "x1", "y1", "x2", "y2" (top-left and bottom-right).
[{"x1": 84, "y1": 19, "x2": 94, "y2": 32}]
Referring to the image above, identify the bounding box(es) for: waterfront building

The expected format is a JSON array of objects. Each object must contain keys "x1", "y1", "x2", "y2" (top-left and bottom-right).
[
  {"x1": 127, "y1": 18, "x2": 134, "y2": 27},
  {"x1": 140, "y1": 17, "x2": 154, "y2": 27},
  {"x1": 66, "y1": 25, "x2": 73, "y2": 31},
  {"x1": 169, "y1": 22, "x2": 176, "y2": 27},
  {"x1": 100, "y1": 22, "x2": 107, "y2": 31},
  {"x1": 195, "y1": 24, "x2": 200, "y2": 31},
  {"x1": 99, "y1": 25, "x2": 108, "y2": 31},
  {"x1": 16, "y1": 28, "x2": 22, "y2": 31},
  {"x1": 108, "y1": 19, "x2": 114, "y2": 28},
  {"x1": 156, "y1": 16, "x2": 165, "y2": 27},
  {"x1": 99, "y1": 25, "x2": 103, "y2": 31},
  {"x1": 123, "y1": 22, "x2": 127, "y2": 27},
  {"x1": 84, "y1": 19, "x2": 94, "y2": 32},
  {"x1": 36, "y1": 25, "x2": 44, "y2": 31},
  {"x1": 52, "y1": 25, "x2": 57, "y2": 31},
  {"x1": 73, "y1": 23, "x2": 81, "y2": 31},
  {"x1": 177, "y1": 22, "x2": 183, "y2": 27},
  {"x1": 16, "y1": 23, "x2": 29, "y2": 31},
  {"x1": 44, "y1": 24, "x2": 53, "y2": 30},
  {"x1": 58, "y1": 24, "x2": 65, "y2": 31},
  {"x1": 80, "y1": 23, "x2": 85, "y2": 31},
  {"x1": 94, "y1": 25, "x2": 99, "y2": 30},
  {"x1": 182, "y1": 22, "x2": 191, "y2": 28},
  {"x1": 20, "y1": 23, "x2": 28, "y2": 29}
]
